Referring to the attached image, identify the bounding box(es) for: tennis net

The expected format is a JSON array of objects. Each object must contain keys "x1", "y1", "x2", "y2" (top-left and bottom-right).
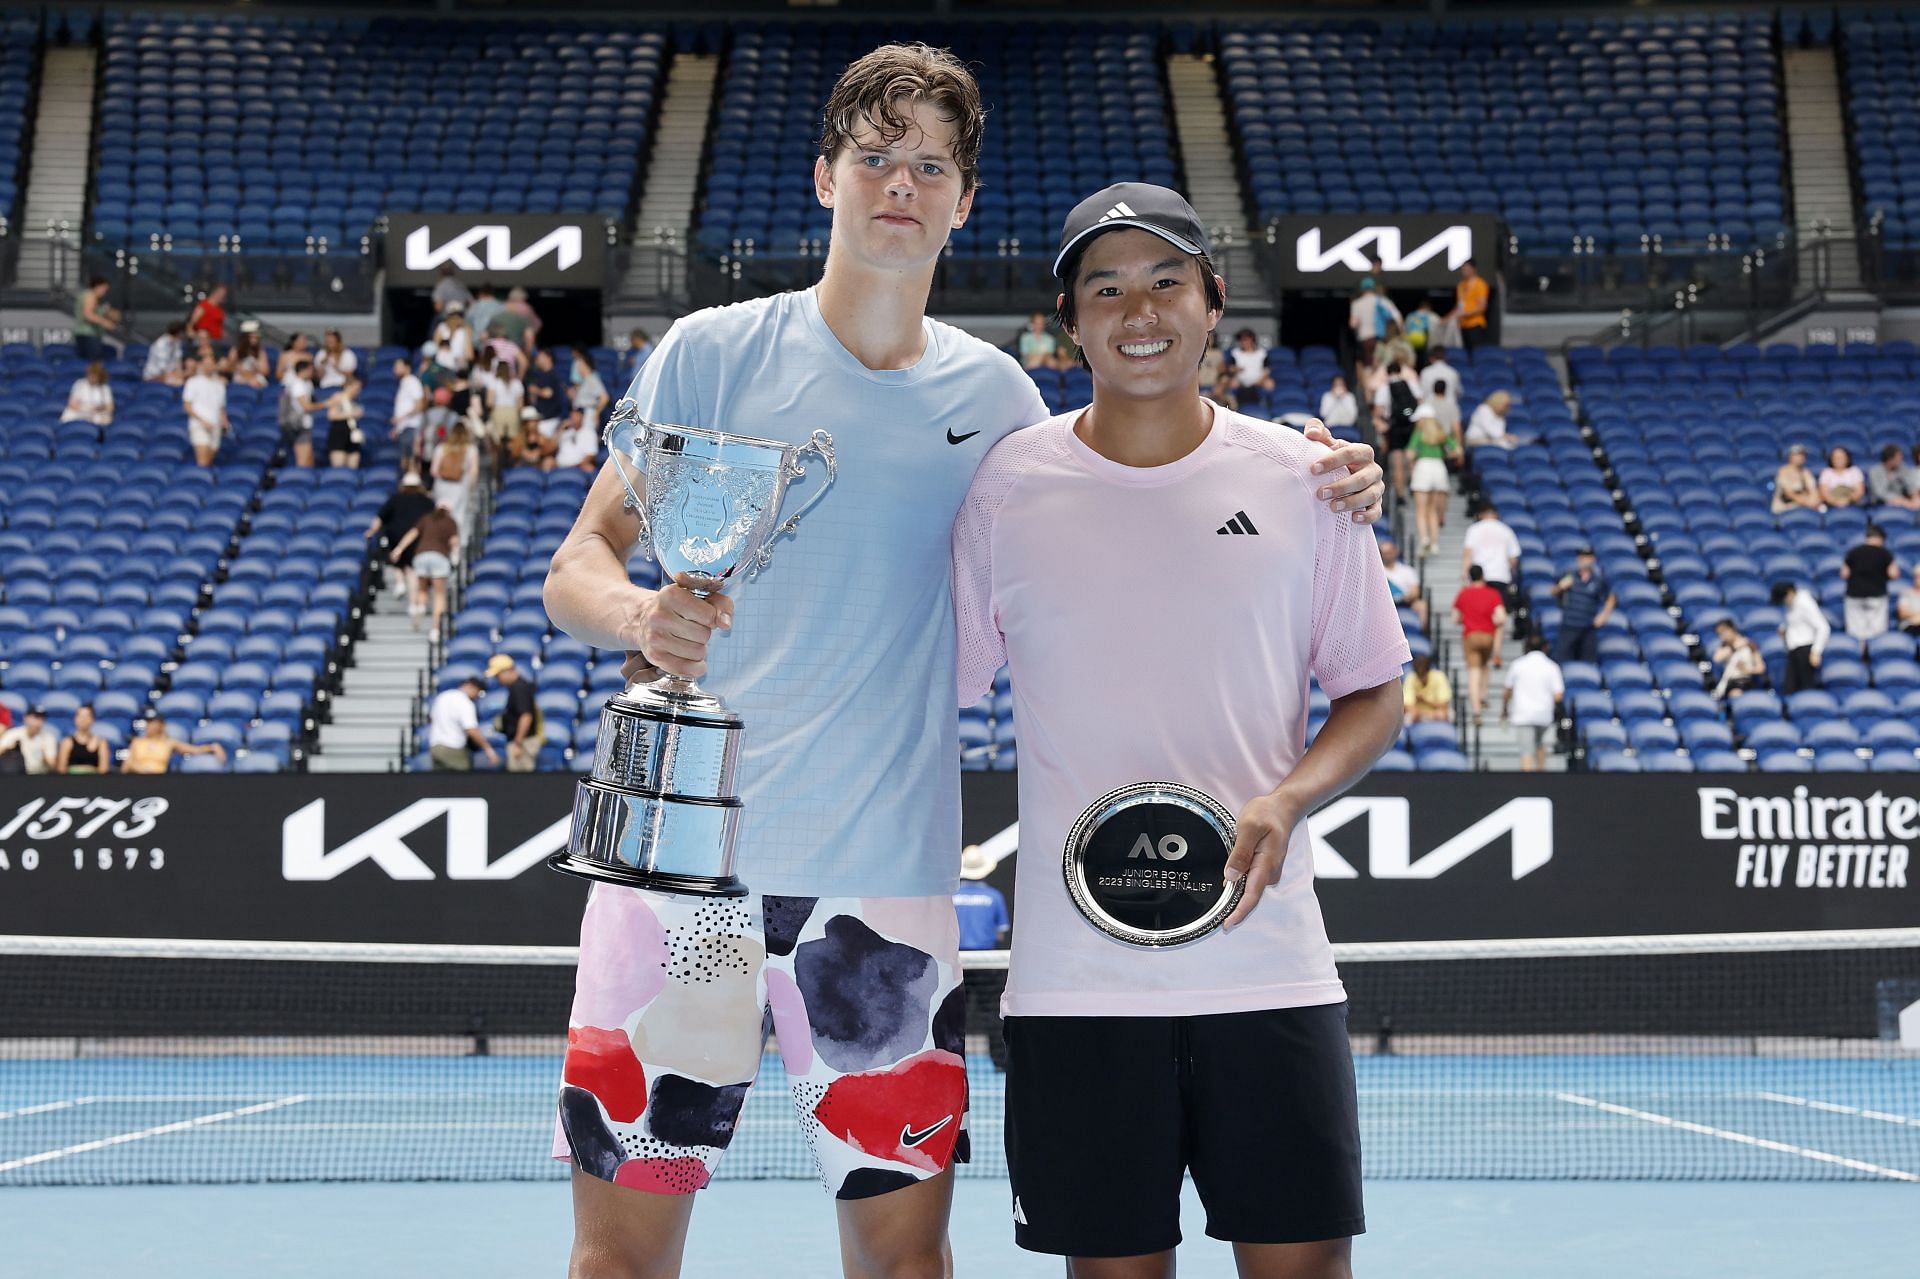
[{"x1": 1, "y1": 930, "x2": 1916, "y2": 1184}]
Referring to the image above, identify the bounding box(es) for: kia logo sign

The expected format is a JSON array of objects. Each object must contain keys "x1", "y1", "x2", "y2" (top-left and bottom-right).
[
  {"x1": 1271, "y1": 214, "x2": 1501, "y2": 289},
  {"x1": 386, "y1": 213, "x2": 606, "y2": 289}
]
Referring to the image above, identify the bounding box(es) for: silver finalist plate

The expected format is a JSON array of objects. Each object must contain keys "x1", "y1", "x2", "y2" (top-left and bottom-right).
[{"x1": 1063, "y1": 782, "x2": 1244, "y2": 947}]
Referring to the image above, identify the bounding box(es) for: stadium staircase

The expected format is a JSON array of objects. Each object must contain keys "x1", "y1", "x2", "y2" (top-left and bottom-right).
[
  {"x1": 621, "y1": 52, "x2": 718, "y2": 303},
  {"x1": 16, "y1": 44, "x2": 93, "y2": 294},
  {"x1": 307, "y1": 596, "x2": 436, "y2": 773},
  {"x1": 1784, "y1": 46, "x2": 1865, "y2": 292},
  {"x1": 1166, "y1": 53, "x2": 1254, "y2": 248},
  {"x1": 1415, "y1": 487, "x2": 1531, "y2": 771}
]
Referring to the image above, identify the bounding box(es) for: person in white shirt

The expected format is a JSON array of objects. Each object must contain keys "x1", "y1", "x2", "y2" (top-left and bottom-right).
[
  {"x1": 426, "y1": 676, "x2": 497, "y2": 771},
  {"x1": 1226, "y1": 328, "x2": 1276, "y2": 405},
  {"x1": 1348, "y1": 275, "x2": 1402, "y2": 365},
  {"x1": 1317, "y1": 374, "x2": 1358, "y2": 433},
  {"x1": 952, "y1": 184, "x2": 1409, "y2": 1278},
  {"x1": 1419, "y1": 346, "x2": 1460, "y2": 409},
  {"x1": 144, "y1": 322, "x2": 189, "y2": 384},
  {"x1": 550, "y1": 410, "x2": 600, "y2": 472},
  {"x1": 1462, "y1": 502, "x2": 1522, "y2": 632},
  {"x1": 0, "y1": 707, "x2": 60, "y2": 775},
  {"x1": 1772, "y1": 580, "x2": 1831, "y2": 694},
  {"x1": 279, "y1": 358, "x2": 324, "y2": 468},
  {"x1": 1379, "y1": 535, "x2": 1425, "y2": 628},
  {"x1": 390, "y1": 358, "x2": 428, "y2": 466},
  {"x1": 181, "y1": 355, "x2": 229, "y2": 467},
  {"x1": 314, "y1": 329, "x2": 359, "y2": 389},
  {"x1": 1463, "y1": 389, "x2": 1516, "y2": 450},
  {"x1": 1501, "y1": 634, "x2": 1564, "y2": 772},
  {"x1": 60, "y1": 362, "x2": 115, "y2": 431}
]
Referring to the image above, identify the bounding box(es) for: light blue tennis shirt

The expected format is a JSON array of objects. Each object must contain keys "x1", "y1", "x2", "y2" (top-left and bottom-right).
[{"x1": 622, "y1": 287, "x2": 1048, "y2": 898}]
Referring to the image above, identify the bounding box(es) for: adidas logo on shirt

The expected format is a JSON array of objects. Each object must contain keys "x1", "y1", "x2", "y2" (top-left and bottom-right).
[
  {"x1": 1096, "y1": 201, "x2": 1137, "y2": 223},
  {"x1": 1013, "y1": 1196, "x2": 1028, "y2": 1225},
  {"x1": 1216, "y1": 509, "x2": 1260, "y2": 536}
]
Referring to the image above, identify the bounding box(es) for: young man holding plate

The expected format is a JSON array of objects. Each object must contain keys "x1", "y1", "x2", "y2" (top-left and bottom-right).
[{"x1": 951, "y1": 184, "x2": 1411, "y2": 1278}]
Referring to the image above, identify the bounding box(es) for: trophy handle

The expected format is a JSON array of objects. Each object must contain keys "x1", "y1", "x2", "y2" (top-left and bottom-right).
[
  {"x1": 749, "y1": 429, "x2": 836, "y2": 577},
  {"x1": 604, "y1": 399, "x2": 653, "y2": 548}
]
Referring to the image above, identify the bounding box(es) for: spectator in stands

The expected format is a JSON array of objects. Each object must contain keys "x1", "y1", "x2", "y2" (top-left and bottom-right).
[
  {"x1": 430, "y1": 421, "x2": 478, "y2": 538},
  {"x1": 314, "y1": 328, "x2": 358, "y2": 390},
  {"x1": 1463, "y1": 502, "x2": 1522, "y2": 630},
  {"x1": 524, "y1": 346, "x2": 566, "y2": 430},
  {"x1": 1318, "y1": 374, "x2": 1358, "y2": 437},
  {"x1": 1711, "y1": 619, "x2": 1769, "y2": 699},
  {"x1": 1820, "y1": 446, "x2": 1867, "y2": 509},
  {"x1": 488, "y1": 654, "x2": 541, "y2": 772},
  {"x1": 59, "y1": 361, "x2": 114, "y2": 434},
  {"x1": 1771, "y1": 443, "x2": 1823, "y2": 514},
  {"x1": 516, "y1": 406, "x2": 552, "y2": 467},
  {"x1": 1448, "y1": 259, "x2": 1490, "y2": 351},
  {"x1": 1348, "y1": 275, "x2": 1401, "y2": 366},
  {"x1": 187, "y1": 284, "x2": 227, "y2": 347},
  {"x1": 72, "y1": 277, "x2": 121, "y2": 361},
  {"x1": 1225, "y1": 329, "x2": 1275, "y2": 407},
  {"x1": 1842, "y1": 523, "x2": 1898, "y2": 640},
  {"x1": 480, "y1": 353, "x2": 525, "y2": 447},
  {"x1": 551, "y1": 408, "x2": 602, "y2": 473},
  {"x1": 502, "y1": 286, "x2": 542, "y2": 352},
  {"x1": 367, "y1": 469, "x2": 435, "y2": 600},
  {"x1": 1463, "y1": 390, "x2": 1519, "y2": 451},
  {"x1": 1420, "y1": 345, "x2": 1460, "y2": 411},
  {"x1": 123, "y1": 714, "x2": 226, "y2": 774},
  {"x1": 1017, "y1": 311, "x2": 1057, "y2": 369},
  {"x1": 278, "y1": 356, "x2": 323, "y2": 469},
  {"x1": 1408, "y1": 402, "x2": 1459, "y2": 556},
  {"x1": 275, "y1": 333, "x2": 312, "y2": 382},
  {"x1": 56, "y1": 703, "x2": 112, "y2": 775},
  {"x1": 1452, "y1": 565, "x2": 1508, "y2": 721},
  {"x1": 1501, "y1": 633, "x2": 1563, "y2": 772},
  {"x1": 466, "y1": 283, "x2": 505, "y2": 339},
  {"x1": 1402, "y1": 652, "x2": 1452, "y2": 723},
  {"x1": 1374, "y1": 320, "x2": 1415, "y2": 374},
  {"x1": 622, "y1": 327, "x2": 655, "y2": 385},
  {"x1": 1404, "y1": 298, "x2": 1439, "y2": 359},
  {"x1": 0, "y1": 706, "x2": 59, "y2": 775},
  {"x1": 427, "y1": 674, "x2": 497, "y2": 771},
  {"x1": 430, "y1": 263, "x2": 472, "y2": 317},
  {"x1": 1549, "y1": 546, "x2": 1615, "y2": 665},
  {"x1": 324, "y1": 374, "x2": 367, "y2": 469},
  {"x1": 1773, "y1": 580, "x2": 1829, "y2": 693},
  {"x1": 1199, "y1": 339, "x2": 1231, "y2": 408},
  {"x1": 1380, "y1": 535, "x2": 1425, "y2": 629},
  {"x1": 391, "y1": 357, "x2": 427, "y2": 466},
  {"x1": 144, "y1": 321, "x2": 189, "y2": 385},
  {"x1": 390, "y1": 502, "x2": 461, "y2": 632},
  {"x1": 1870, "y1": 443, "x2": 1920, "y2": 510},
  {"x1": 1376, "y1": 360, "x2": 1421, "y2": 499},
  {"x1": 953, "y1": 843, "x2": 1010, "y2": 1070},
  {"x1": 224, "y1": 322, "x2": 269, "y2": 388},
  {"x1": 1899, "y1": 565, "x2": 1920, "y2": 639},
  {"x1": 182, "y1": 353, "x2": 229, "y2": 468},
  {"x1": 1428, "y1": 377, "x2": 1462, "y2": 446},
  {"x1": 572, "y1": 350, "x2": 609, "y2": 430},
  {"x1": 431, "y1": 305, "x2": 476, "y2": 375}
]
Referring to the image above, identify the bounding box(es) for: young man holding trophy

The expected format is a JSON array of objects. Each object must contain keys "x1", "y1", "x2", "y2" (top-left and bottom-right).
[
  {"x1": 542, "y1": 45, "x2": 1387, "y2": 1279},
  {"x1": 950, "y1": 185, "x2": 1412, "y2": 1278}
]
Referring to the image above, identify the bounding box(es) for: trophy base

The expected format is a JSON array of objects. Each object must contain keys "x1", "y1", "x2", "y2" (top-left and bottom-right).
[{"x1": 545, "y1": 852, "x2": 748, "y2": 897}]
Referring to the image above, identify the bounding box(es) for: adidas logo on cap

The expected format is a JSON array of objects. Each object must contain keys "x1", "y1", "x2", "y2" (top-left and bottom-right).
[{"x1": 1096, "y1": 201, "x2": 1137, "y2": 223}]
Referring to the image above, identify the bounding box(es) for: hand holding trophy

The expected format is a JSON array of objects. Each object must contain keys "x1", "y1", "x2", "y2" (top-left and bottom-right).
[{"x1": 548, "y1": 399, "x2": 836, "y2": 896}]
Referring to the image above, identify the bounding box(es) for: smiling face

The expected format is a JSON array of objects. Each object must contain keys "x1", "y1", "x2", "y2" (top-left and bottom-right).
[
  {"x1": 814, "y1": 97, "x2": 973, "y2": 275},
  {"x1": 1060, "y1": 228, "x2": 1224, "y2": 406}
]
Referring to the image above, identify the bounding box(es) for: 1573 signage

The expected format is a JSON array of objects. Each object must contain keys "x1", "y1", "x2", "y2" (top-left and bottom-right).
[{"x1": 0, "y1": 796, "x2": 171, "y2": 872}]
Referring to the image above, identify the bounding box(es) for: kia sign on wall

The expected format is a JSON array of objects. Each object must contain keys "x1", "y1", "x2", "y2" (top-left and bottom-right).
[
  {"x1": 1270, "y1": 214, "x2": 1504, "y2": 289},
  {"x1": 1, "y1": 775, "x2": 1914, "y2": 946},
  {"x1": 386, "y1": 214, "x2": 605, "y2": 289}
]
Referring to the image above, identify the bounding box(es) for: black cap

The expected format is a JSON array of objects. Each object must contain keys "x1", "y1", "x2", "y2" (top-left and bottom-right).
[
  {"x1": 25, "y1": 705, "x2": 45, "y2": 717},
  {"x1": 1576, "y1": 544, "x2": 1595, "y2": 556},
  {"x1": 1053, "y1": 183, "x2": 1212, "y2": 278}
]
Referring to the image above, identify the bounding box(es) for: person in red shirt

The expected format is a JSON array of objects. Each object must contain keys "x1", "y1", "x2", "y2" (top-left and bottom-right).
[
  {"x1": 1452, "y1": 564, "x2": 1509, "y2": 721},
  {"x1": 187, "y1": 284, "x2": 228, "y2": 346}
]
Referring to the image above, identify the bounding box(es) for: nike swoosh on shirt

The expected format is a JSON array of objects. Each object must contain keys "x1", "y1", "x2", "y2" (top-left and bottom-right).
[
  {"x1": 946, "y1": 429, "x2": 982, "y2": 445},
  {"x1": 900, "y1": 1115, "x2": 955, "y2": 1148}
]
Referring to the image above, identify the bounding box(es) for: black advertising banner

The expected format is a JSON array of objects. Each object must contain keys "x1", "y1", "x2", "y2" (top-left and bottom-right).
[
  {"x1": 1268, "y1": 213, "x2": 1504, "y2": 289},
  {"x1": 0, "y1": 773, "x2": 1911, "y2": 945},
  {"x1": 385, "y1": 213, "x2": 606, "y2": 289}
]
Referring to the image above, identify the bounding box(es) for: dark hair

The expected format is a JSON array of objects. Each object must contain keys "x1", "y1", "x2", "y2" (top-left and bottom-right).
[
  {"x1": 1478, "y1": 503, "x2": 1499, "y2": 517},
  {"x1": 819, "y1": 43, "x2": 984, "y2": 191},
  {"x1": 1468, "y1": 565, "x2": 1486, "y2": 582},
  {"x1": 166, "y1": 321, "x2": 185, "y2": 337},
  {"x1": 1431, "y1": 378, "x2": 1449, "y2": 396},
  {"x1": 1386, "y1": 361, "x2": 1403, "y2": 375},
  {"x1": 1526, "y1": 633, "x2": 1548, "y2": 653},
  {"x1": 574, "y1": 349, "x2": 595, "y2": 371},
  {"x1": 1430, "y1": 346, "x2": 1448, "y2": 361},
  {"x1": 1770, "y1": 581, "x2": 1796, "y2": 605},
  {"x1": 1884, "y1": 444, "x2": 1904, "y2": 463},
  {"x1": 1054, "y1": 243, "x2": 1226, "y2": 370},
  {"x1": 89, "y1": 275, "x2": 108, "y2": 289},
  {"x1": 1867, "y1": 523, "x2": 1887, "y2": 540}
]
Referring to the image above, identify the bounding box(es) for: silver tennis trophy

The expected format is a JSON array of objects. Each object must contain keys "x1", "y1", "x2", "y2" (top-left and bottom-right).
[
  {"x1": 1063, "y1": 782, "x2": 1244, "y2": 946},
  {"x1": 548, "y1": 400, "x2": 836, "y2": 896}
]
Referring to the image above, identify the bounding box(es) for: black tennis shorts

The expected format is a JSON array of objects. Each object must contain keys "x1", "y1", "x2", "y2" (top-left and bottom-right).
[{"x1": 1004, "y1": 1002, "x2": 1364, "y2": 1257}]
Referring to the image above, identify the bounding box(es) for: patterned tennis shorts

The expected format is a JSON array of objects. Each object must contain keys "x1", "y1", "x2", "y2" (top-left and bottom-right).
[{"x1": 554, "y1": 885, "x2": 970, "y2": 1200}]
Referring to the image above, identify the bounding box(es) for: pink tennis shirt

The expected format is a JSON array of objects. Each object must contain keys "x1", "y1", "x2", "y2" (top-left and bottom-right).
[{"x1": 952, "y1": 404, "x2": 1412, "y2": 1017}]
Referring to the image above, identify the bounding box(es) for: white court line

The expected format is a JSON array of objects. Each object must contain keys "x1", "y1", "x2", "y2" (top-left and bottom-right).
[
  {"x1": 1758, "y1": 1091, "x2": 1920, "y2": 1128},
  {"x1": 1555, "y1": 1092, "x2": 1920, "y2": 1182},
  {"x1": 0, "y1": 1096, "x2": 308, "y2": 1174},
  {"x1": 0, "y1": 1099, "x2": 97, "y2": 1121}
]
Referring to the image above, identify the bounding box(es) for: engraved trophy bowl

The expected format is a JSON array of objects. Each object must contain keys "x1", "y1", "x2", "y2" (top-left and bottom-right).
[
  {"x1": 1062, "y1": 781, "x2": 1244, "y2": 946},
  {"x1": 547, "y1": 400, "x2": 837, "y2": 895}
]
